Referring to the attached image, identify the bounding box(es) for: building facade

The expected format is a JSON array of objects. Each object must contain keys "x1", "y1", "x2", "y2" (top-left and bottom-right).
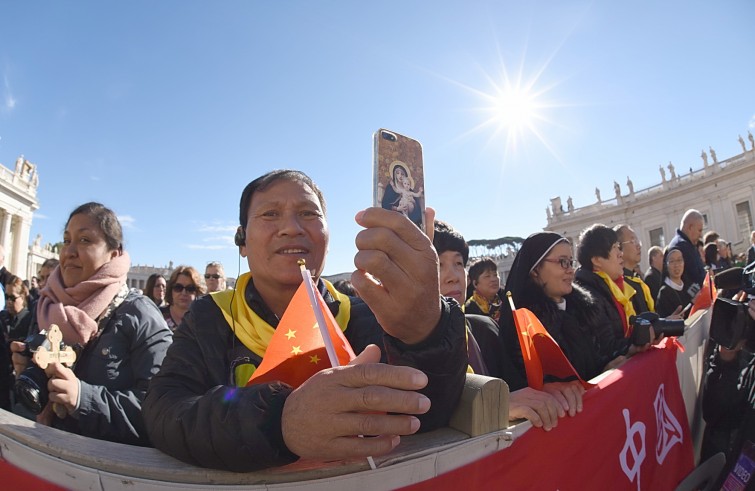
[
  {"x1": 545, "y1": 138, "x2": 755, "y2": 272},
  {"x1": 0, "y1": 156, "x2": 41, "y2": 279}
]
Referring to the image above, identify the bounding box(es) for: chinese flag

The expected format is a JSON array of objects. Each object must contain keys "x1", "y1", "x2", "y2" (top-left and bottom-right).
[
  {"x1": 689, "y1": 271, "x2": 716, "y2": 317},
  {"x1": 247, "y1": 282, "x2": 356, "y2": 388},
  {"x1": 511, "y1": 308, "x2": 592, "y2": 390}
]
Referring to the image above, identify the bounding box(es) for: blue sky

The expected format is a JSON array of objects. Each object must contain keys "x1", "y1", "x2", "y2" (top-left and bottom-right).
[{"x1": 1, "y1": 1, "x2": 754, "y2": 277}]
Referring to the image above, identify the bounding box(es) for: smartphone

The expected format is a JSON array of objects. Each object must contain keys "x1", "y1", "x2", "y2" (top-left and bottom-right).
[{"x1": 373, "y1": 128, "x2": 426, "y2": 233}]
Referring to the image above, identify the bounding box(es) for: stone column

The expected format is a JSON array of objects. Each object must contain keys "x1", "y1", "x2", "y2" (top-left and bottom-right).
[
  {"x1": 0, "y1": 210, "x2": 9, "y2": 249},
  {"x1": 12, "y1": 215, "x2": 31, "y2": 276}
]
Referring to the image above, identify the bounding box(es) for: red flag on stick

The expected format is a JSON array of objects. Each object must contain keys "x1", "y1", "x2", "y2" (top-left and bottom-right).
[
  {"x1": 247, "y1": 276, "x2": 355, "y2": 388},
  {"x1": 508, "y1": 293, "x2": 593, "y2": 390},
  {"x1": 688, "y1": 271, "x2": 716, "y2": 317}
]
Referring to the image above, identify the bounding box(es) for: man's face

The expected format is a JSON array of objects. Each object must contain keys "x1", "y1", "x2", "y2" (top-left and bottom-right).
[
  {"x1": 650, "y1": 252, "x2": 663, "y2": 271},
  {"x1": 685, "y1": 218, "x2": 704, "y2": 244},
  {"x1": 619, "y1": 228, "x2": 641, "y2": 267},
  {"x1": 38, "y1": 266, "x2": 53, "y2": 288},
  {"x1": 204, "y1": 265, "x2": 225, "y2": 293}
]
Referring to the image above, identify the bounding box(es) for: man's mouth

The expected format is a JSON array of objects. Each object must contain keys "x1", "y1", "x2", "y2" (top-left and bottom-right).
[{"x1": 277, "y1": 247, "x2": 309, "y2": 255}]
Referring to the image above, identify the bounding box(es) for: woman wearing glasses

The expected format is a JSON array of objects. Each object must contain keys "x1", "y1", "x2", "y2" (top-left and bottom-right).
[
  {"x1": 573, "y1": 224, "x2": 653, "y2": 365},
  {"x1": 503, "y1": 232, "x2": 607, "y2": 380},
  {"x1": 655, "y1": 248, "x2": 692, "y2": 318},
  {"x1": 9, "y1": 202, "x2": 172, "y2": 445},
  {"x1": 162, "y1": 266, "x2": 205, "y2": 331}
]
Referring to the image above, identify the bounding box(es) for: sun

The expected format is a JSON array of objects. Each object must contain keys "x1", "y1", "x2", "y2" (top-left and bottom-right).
[{"x1": 490, "y1": 85, "x2": 539, "y2": 138}]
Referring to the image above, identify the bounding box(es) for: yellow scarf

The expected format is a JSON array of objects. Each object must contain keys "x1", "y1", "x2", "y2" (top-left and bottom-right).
[
  {"x1": 626, "y1": 274, "x2": 655, "y2": 312},
  {"x1": 596, "y1": 271, "x2": 636, "y2": 332},
  {"x1": 211, "y1": 272, "x2": 352, "y2": 361}
]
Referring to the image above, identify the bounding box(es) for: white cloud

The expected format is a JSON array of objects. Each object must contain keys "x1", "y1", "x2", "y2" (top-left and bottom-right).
[
  {"x1": 3, "y1": 74, "x2": 15, "y2": 112},
  {"x1": 197, "y1": 224, "x2": 237, "y2": 233},
  {"x1": 118, "y1": 214, "x2": 136, "y2": 229},
  {"x1": 749, "y1": 114, "x2": 755, "y2": 128},
  {"x1": 34, "y1": 213, "x2": 49, "y2": 220},
  {"x1": 90, "y1": 175, "x2": 101, "y2": 182}
]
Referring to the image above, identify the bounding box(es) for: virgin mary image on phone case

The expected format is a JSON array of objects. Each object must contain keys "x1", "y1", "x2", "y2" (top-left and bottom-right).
[{"x1": 380, "y1": 161, "x2": 424, "y2": 228}]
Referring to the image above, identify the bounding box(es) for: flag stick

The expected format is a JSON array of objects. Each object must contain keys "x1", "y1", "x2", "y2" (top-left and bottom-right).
[
  {"x1": 297, "y1": 260, "x2": 376, "y2": 470},
  {"x1": 507, "y1": 291, "x2": 532, "y2": 360},
  {"x1": 299, "y1": 260, "x2": 339, "y2": 368}
]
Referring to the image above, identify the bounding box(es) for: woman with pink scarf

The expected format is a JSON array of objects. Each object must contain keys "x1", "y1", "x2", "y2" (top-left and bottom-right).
[{"x1": 11, "y1": 202, "x2": 172, "y2": 445}]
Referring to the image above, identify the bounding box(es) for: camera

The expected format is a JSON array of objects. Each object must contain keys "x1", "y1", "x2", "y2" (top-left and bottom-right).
[
  {"x1": 630, "y1": 312, "x2": 686, "y2": 346},
  {"x1": 710, "y1": 263, "x2": 755, "y2": 349},
  {"x1": 14, "y1": 326, "x2": 76, "y2": 415}
]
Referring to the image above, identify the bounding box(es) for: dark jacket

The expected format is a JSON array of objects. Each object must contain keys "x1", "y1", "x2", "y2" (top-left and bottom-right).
[
  {"x1": 1, "y1": 307, "x2": 32, "y2": 342},
  {"x1": 655, "y1": 282, "x2": 692, "y2": 318},
  {"x1": 466, "y1": 314, "x2": 527, "y2": 389},
  {"x1": 464, "y1": 288, "x2": 505, "y2": 323},
  {"x1": 143, "y1": 278, "x2": 467, "y2": 472},
  {"x1": 748, "y1": 245, "x2": 755, "y2": 267},
  {"x1": 574, "y1": 268, "x2": 631, "y2": 361},
  {"x1": 49, "y1": 291, "x2": 172, "y2": 445},
  {"x1": 500, "y1": 281, "x2": 609, "y2": 382},
  {"x1": 644, "y1": 266, "x2": 662, "y2": 302},
  {"x1": 668, "y1": 229, "x2": 706, "y2": 289},
  {"x1": 624, "y1": 268, "x2": 654, "y2": 314},
  {"x1": 702, "y1": 346, "x2": 755, "y2": 487}
]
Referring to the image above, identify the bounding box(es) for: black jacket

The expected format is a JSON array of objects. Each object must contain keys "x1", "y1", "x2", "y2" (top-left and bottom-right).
[
  {"x1": 643, "y1": 266, "x2": 662, "y2": 302},
  {"x1": 668, "y1": 229, "x2": 706, "y2": 289},
  {"x1": 573, "y1": 268, "x2": 631, "y2": 361},
  {"x1": 143, "y1": 278, "x2": 467, "y2": 472},
  {"x1": 466, "y1": 314, "x2": 527, "y2": 390},
  {"x1": 702, "y1": 346, "x2": 755, "y2": 487},
  {"x1": 624, "y1": 268, "x2": 653, "y2": 315},
  {"x1": 655, "y1": 283, "x2": 692, "y2": 318}
]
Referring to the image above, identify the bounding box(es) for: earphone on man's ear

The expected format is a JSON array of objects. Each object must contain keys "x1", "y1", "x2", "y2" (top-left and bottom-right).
[{"x1": 234, "y1": 227, "x2": 246, "y2": 247}]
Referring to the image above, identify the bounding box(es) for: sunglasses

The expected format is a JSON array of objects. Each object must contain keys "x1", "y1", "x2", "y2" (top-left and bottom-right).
[
  {"x1": 172, "y1": 284, "x2": 198, "y2": 294},
  {"x1": 204, "y1": 274, "x2": 222, "y2": 280},
  {"x1": 4, "y1": 294, "x2": 20, "y2": 302}
]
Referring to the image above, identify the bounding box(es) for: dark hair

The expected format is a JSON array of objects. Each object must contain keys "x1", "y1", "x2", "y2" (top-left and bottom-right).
[
  {"x1": 238, "y1": 170, "x2": 326, "y2": 228},
  {"x1": 432, "y1": 220, "x2": 469, "y2": 266},
  {"x1": 703, "y1": 230, "x2": 719, "y2": 245},
  {"x1": 468, "y1": 257, "x2": 497, "y2": 284},
  {"x1": 332, "y1": 279, "x2": 357, "y2": 297},
  {"x1": 41, "y1": 258, "x2": 60, "y2": 270},
  {"x1": 704, "y1": 243, "x2": 719, "y2": 268},
  {"x1": 165, "y1": 266, "x2": 206, "y2": 305},
  {"x1": 577, "y1": 224, "x2": 617, "y2": 270},
  {"x1": 6, "y1": 276, "x2": 29, "y2": 307},
  {"x1": 66, "y1": 202, "x2": 123, "y2": 252},
  {"x1": 144, "y1": 274, "x2": 165, "y2": 304}
]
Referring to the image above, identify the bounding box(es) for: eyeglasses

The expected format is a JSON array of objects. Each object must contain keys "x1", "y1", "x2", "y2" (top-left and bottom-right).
[
  {"x1": 172, "y1": 284, "x2": 198, "y2": 294},
  {"x1": 620, "y1": 238, "x2": 642, "y2": 250},
  {"x1": 4, "y1": 294, "x2": 20, "y2": 302},
  {"x1": 204, "y1": 274, "x2": 222, "y2": 280},
  {"x1": 541, "y1": 258, "x2": 577, "y2": 270}
]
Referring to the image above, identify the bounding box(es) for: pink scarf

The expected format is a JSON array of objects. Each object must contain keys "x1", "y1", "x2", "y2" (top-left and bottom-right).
[{"x1": 37, "y1": 251, "x2": 131, "y2": 346}]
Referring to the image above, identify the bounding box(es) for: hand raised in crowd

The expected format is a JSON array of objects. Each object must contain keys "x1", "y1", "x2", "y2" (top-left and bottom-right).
[
  {"x1": 281, "y1": 344, "x2": 430, "y2": 460},
  {"x1": 508, "y1": 387, "x2": 564, "y2": 431},
  {"x1": 352, "y1": 207, "x2": 440, "y2": 345},
  {"x1": 542, "y1": 380, "x2": 585, "y2": 418},
  {"x1": 9, "y1": 341, "x2": 30, "y2": 378}
]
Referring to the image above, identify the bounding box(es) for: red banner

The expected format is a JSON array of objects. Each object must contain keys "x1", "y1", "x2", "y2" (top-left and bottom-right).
[{"x1": 401, "y1": 340, "x2": 694, "y2": 490}]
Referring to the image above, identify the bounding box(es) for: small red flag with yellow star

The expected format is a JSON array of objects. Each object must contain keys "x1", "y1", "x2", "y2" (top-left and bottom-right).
[{"x1": 246, "y1": 280, "x2": 356, "y2": 388}]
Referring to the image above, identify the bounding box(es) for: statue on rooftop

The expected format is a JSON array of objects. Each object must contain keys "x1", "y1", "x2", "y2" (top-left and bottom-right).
[
  {"x1": 595, "y1": 187, "x2": 602, "y2": 203},
  {"x1": 668, "y1": 162, "x2": 676, "y2": 180},
  {"x1": 749, "y1": 131, "x2": 754, "y2": 151},
  {"x1": 626, "y1": 177, "x2": 634, "y2": 194},
  {"x1": 701, "y1": 150, "x2": 708, "y2": 168},
  {"x1": 739, "y1": 135, "x2": 747, "y2": 153},
  {"x1": 567, "y1": 196, "x2": 574, "y2": 212},
  {"x1": 709, "y1": 147, "x2": 718, "y2": 165}
]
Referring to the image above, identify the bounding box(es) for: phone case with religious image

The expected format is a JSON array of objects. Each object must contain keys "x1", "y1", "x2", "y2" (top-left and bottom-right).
[{"x1": 373, "y1": 128, "x2": 426, "y2": 233}]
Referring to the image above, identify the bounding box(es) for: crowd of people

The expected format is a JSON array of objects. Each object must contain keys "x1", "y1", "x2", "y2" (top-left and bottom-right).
[{"x1": 0, "y1": 170, "x2": 753, "y2": 486}]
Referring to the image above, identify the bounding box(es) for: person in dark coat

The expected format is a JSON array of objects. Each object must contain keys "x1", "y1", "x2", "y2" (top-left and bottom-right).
[
  {"x1": 668, "y1": 209, "x2": 706, "y2": 292},
  {"x1": 143, "y1": 170, "x2": 467, "y2": 472},
  {"x1": 433, "y1": 220, "x2": 583, "y2": 430},
  {"x1": 643, "y1": 246, "x2": 664, "y2": 302},
  {"x1": 655, "y1": 247, "x2": 692, "y2": 318}
]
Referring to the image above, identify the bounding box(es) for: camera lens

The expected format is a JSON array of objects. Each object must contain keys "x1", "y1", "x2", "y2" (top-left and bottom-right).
[
  {"x1": 15, "y1": 366, "x2": 49, "y2": 414},
  {"x1": 382, "y1": 131, "x2": 397, "y2": 142}
]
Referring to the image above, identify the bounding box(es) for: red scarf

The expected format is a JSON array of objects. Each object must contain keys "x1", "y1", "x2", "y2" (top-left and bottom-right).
[{"x1": 37, "y1": 252, "x2": 130, "y2": 345}]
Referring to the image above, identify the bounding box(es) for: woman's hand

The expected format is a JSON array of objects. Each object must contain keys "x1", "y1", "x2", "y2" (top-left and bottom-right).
[
  {"x1": 10, "y1": 341, "x2": 30, "y2": 378},
  {"x1": 44, "y1": 362, "x2": 80, "y2": 415},
  {"x1": 508, "y1": 387, "x2": 563, "y2": 431},
  {"x1": 542, "y1": 381, "x2": 586, "y2": 417}
]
